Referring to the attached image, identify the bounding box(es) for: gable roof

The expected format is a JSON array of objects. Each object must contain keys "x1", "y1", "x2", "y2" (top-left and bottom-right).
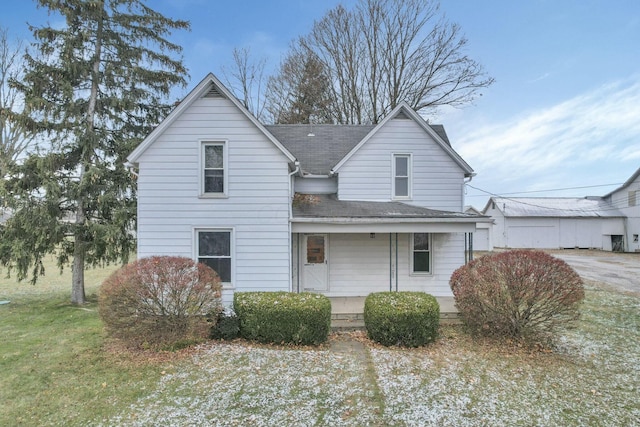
[
  {"x1": 483, "y1": 197, "x2": 625, "y2": 218},
  {"x1": 127, "y1": 73, "x2": 296, "y2": 164},
  {"x1": 464, "y1": 205, "x2": 482, "y2": 215},
  {"x1": 331, "y1": 102, "x2": 474, "y2": 177},
  {"x1": 603, "y1": 166, "x2": 640, "y2": 198}
]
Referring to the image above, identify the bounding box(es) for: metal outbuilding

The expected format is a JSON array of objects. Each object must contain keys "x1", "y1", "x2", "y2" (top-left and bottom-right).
[{"x1": 482, "y1": 197, "x2": 626, "y2": 251}]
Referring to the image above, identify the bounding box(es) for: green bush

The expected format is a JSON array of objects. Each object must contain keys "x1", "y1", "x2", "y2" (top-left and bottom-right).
[
  {"x1": 233, "y1": 292, "x2": 331, "y2": 345},
  {"x1": 449, "y1": 250, "x2": 584, "y2": 341},
  {"x1": 210, "y1": 309, "x2": 240, "y2": 340},
  {"x1": 364, "y1": 292, "x2": 440, "y2": 347},
  {"x1": 98, "y1": 256, "x2": 222, "y2": 349}
]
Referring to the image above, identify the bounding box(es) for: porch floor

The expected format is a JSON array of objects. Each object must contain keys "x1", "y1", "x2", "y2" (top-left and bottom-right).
[{"x1": 329, "y1": 296, "x2": 460, "y2": 330}]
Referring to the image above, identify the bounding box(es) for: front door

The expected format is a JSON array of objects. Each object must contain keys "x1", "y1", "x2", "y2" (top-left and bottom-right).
[{"x1": 302, "y1": 234, "x2": 328, "y2": 291}]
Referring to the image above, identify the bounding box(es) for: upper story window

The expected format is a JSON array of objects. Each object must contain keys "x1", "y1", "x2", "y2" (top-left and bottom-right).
[
  {"x1": 392, "y1": 154, "x2": 411, "y2": 199},
  {"x1": 629, "y1": 190, "x2": 637, "y2": 207},
  {"x1": 202, "y1": 142, "x2": 227, "y2": 196}
]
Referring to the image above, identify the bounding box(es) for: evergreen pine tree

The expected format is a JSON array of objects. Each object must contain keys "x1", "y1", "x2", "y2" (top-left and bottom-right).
[{"x1": 0, "y1": 0, "x2": 190, "y2": 304}]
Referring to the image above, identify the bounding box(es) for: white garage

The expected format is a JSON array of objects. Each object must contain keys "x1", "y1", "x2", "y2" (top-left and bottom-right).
[
  {"x1": 483, "y1": 197, "x2": 626, "y2": 251},
  {"x1": 464, "y1": 206, "x2": 493, "y2": 251}
]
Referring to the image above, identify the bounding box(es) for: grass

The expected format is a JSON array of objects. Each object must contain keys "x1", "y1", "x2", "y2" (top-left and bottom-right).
[
  {"x1": 0, "y1": 258, "x2": 168, "y2": 427},
  {"x1": 1, "y1": 257, "x2": 639, "y2": 426}
]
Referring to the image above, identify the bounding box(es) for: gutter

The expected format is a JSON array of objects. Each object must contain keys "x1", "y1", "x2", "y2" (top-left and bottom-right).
[{"x1": 291, "y1": 216, "x2": 494, "y2": 224}]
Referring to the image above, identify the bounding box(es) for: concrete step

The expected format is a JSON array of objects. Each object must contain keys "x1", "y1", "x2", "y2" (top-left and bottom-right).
[
  {"x1": 330, "y1": 312, "x2": 460, "y2": 330},
  {"x1": 331, "y1": 318, "x2": 365, "y2": 331}
]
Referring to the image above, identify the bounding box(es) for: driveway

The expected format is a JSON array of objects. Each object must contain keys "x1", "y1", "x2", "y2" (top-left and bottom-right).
[{"x1": 550, "y1": 250, "x2": 640, "y2": 294}]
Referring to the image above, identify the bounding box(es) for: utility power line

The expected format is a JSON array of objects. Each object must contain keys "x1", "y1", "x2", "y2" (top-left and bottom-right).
[{"x1": 464, "y1": 182, "x2": 623, "y2": 197}]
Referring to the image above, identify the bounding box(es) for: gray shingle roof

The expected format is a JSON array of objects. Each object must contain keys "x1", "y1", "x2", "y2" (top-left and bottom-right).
[
  {"x1": 265, "y1": 123, "x2": 451, "y2": 175},
  {"x1": 265, "y1": 124, "x2": 374, "y2": 175},
  {"x1": 293, "y1": 194, "x2": 481, "y2": 219},
  {"x1": 429, "y1": 124, "x2": 450, "y2": 145}
]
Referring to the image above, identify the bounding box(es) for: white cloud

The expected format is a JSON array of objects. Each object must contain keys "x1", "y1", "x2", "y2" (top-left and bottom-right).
[{"x1": 457, "y1": 76, "x2": 640, "y2": 182}]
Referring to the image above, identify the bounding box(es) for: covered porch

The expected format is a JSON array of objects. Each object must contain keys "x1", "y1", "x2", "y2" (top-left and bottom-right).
[{"x1": 290, "y1": 194, "x2": 490, "y2": 326}]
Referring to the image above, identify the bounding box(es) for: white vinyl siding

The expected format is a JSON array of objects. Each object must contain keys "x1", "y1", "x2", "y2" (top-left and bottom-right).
[
  {"x1": 337, "y1": 118, "x2": 466, "y2": 211},
  {"x1": 293, "y1": 232, "x2": 464, "y2": 297},
  {"x1": 392, "y1": 154, "x2": 411, "y2": 199},
  {"x1": 605, "y1": 173, "x2": 640, "y2": 252},
  {"x1": 136, "y1": 96, "x2": 292, "y2": 303},
  {"x1": 293, "y1": 176, "x2": 338, "y2": 194}
]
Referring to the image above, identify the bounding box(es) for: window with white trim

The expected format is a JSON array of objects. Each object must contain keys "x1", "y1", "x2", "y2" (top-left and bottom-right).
[
  {"x1": 411, "y1": 233, "x2": 431, "y2": 274},
  {"x1": 197, "y1": 230, "x2": 232, "y2": 283},
  {"x1": 202, "y1": 142, "x2": 226, "y2": 195},
  {"x1": 393, "y1": 154, "x2": 411, "y2": 199}
]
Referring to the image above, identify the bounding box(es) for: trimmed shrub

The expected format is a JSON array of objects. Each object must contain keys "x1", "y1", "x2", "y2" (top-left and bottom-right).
[
  {"x1": 99, "y1": 256, "x2": 223, "y2": 348},
  {"x1": 364, "y1": 292, "x2": 440, "y2": 347},
  {"x1": 210, "y1": 308, "x2": 240, "y2": 340},
  {"x1": 449, "y1": 250, "x2": 584, "y2": 340},
  {"x1": 233, "y1": 292, "x2": 331, "y2": 345}
]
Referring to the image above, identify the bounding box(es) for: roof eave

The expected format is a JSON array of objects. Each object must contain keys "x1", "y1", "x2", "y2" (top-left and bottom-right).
[
  {"x1": 331, "y1": 102, "x2": 474, "y2": 175},
  {"x1": 127, "y1": 73, "x2": 296, "y2": 164},
  {"x1": 603, "y1": 166, "x2": 640, "y2": 198},
  {"x1": 291, "y1": 216, "x2": 493, "y2": 224}
]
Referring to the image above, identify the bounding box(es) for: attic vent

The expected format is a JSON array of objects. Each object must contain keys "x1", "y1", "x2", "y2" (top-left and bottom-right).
[
  {"x1": 394, "y1": 110, "x2": 411, "y2": 119},
  {"x1": 203, "y1": 84, "x2": 225, "y2": 98}
]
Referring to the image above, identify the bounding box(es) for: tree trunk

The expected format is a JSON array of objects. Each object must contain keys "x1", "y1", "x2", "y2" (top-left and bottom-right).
[
  {"x1": 71, "y1": 232, "x2": 86, "y2": 304},
  {"x1": 69, "y1": 6, "x2": 103, "y2": 305}
]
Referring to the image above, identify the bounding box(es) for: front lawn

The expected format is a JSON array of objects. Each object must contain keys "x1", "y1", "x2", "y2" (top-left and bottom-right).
[{"x1": 1, "y1": 259, "x2": 638, "y2": 426}]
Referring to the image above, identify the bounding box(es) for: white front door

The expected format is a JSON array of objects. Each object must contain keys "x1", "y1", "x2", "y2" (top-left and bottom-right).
[{"x1": 302, "y1": 234, "x2": 329, "y2": 291}]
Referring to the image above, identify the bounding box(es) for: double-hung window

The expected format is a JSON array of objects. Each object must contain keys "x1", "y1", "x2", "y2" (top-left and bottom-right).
[
  {"x1": 197, "y1": 230, "x2": 232, "y2": 284},
  {"x1": 411, "y1": 233, "x2": 431, "y2": 274},
  {"x1": 202, "y1": 142, "x2": 226, "y2": 196},
  {"x1": 393, "y1": 154, "x2": 411, "y2": 199}
]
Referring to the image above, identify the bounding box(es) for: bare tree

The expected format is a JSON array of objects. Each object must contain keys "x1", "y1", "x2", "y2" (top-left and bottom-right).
[
  {"x1": 0, "y1": 27, "x2": 34, "y2": 175},
  {"x1": 301, "y1": 5, "x2": 368, "y2": 124},
  {"x1": 265, "y1": 49, "x2": 334, "y2": 124},
  {"x1": 294, "y1": 0, "x2": 493, "y2": 124},
  {"x1": 222, "y1": 47, "x2": 268, "y2": 121}
]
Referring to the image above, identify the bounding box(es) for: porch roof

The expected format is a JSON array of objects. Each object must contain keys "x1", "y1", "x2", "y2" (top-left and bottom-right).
[{"x1": 292, "y1": 194, "x2": 487, "y2": 222}]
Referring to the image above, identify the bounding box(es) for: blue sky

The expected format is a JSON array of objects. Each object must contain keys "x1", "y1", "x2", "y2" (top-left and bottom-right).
[{"x1": 3, "y1": 0, "x2": 639, "y2": 209}]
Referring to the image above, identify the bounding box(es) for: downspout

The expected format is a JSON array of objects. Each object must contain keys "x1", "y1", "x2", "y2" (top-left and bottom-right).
[
  {"x1": 125, "y1": 161, "x2": 138, "y2": 177},
  {"x1": 463, "y1": 173, "x2": 475, "y2": 262},
  {"x1": 288, "y1": 161, "x2": 300, "y2": 293}
]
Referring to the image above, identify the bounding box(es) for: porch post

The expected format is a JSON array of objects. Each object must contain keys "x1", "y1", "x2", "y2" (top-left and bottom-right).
[
  {"x1": 465, "y1": 232, "x2": 468, "y2": 263},
  {"x1": 395, "y1": 233, "x2": 399, "y2": 292},
  {"x1": 389, "y1": 233, "x2": 393, "y2": 291}
]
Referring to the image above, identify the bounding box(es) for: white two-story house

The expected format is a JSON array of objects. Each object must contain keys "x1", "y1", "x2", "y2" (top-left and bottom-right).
[{"x1": 127, "y1": 73, "x2": 490, "y2": 312}]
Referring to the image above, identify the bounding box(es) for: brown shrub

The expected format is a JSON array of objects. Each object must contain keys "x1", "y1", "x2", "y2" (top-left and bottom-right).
[
  {"x1": 450, "y1": 250, "x2": 584, "y2": 341},
  {"x1": 99, "y1": 256, "x2": 222, "y2": 349}
]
